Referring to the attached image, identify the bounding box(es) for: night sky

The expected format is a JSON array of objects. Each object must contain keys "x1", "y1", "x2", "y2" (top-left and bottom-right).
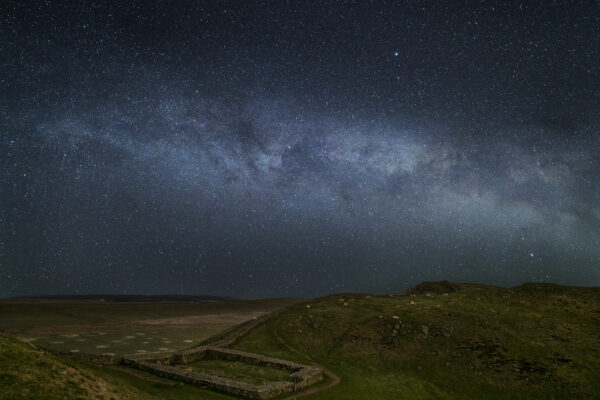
[{"x1": 1, "y1": 1, "x2": 599, "y2": 298}]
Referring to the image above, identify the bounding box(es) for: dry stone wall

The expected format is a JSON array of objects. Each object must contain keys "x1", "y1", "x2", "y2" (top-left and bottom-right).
[{"x1": 122, "y1": 346, "x2": 323, "y2": 399}]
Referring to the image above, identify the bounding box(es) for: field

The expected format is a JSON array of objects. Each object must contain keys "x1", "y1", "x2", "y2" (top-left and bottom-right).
[
  {"x1": 0, "y1": 334, "x2": 240, "y2": 400},
  {"x1": 183, "y1": 359, "x2": 292, "y2": 385},
  {"x1": 0, "y1": 297, "x2": 298, "y2": 358},
  {"x1": 1, "y1": 282, "x2": 599, "y2": 399}
]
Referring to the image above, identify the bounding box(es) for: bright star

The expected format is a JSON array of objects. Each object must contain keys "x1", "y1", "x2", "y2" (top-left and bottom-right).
[{"x1": 394, "y1": 51, "x2": 399, "y2": 56}]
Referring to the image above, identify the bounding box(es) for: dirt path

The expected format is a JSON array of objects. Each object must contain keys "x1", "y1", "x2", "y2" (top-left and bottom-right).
[
  {"x1": 273, "y1": 330, "x2": 341, "y2": 400},
  {"x1": 202, "y1": 301, "x2": 341, "y2": 398}
]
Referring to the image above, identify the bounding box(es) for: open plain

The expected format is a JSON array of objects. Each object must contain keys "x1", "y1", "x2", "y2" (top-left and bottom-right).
[{"x1": 0, "y1": 297, "x2": 298, "y2": 358}]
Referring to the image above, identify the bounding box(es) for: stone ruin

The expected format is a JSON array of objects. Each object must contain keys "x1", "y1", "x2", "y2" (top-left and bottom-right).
[{"x1": 122, "y1": 346, "x2": 323, "y2": 399}]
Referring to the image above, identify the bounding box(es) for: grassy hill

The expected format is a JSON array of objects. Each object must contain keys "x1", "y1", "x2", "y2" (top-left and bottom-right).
[
  {"x1": 1, "y1": 283, "x2": 598, "y2": 399},
  {"x1": 0, "y1": 334, "x2": 242, "y2": 400},
  {"x1": 232, "y1": 282, "x2": 600, "y2": 399},
  {"x1": 0, "y1": 334, "x2": 140, "y2": 400}
]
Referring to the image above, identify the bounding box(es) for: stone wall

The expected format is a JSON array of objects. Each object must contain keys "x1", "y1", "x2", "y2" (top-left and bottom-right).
[
  {"x1": 122, "y1": 346, "x2": 323, "y2": 399},
  {"x1": 181, "y1": 346, "x2": 306, "y2": 371},
  {"x1": 122, "y1": 358, "x2": 296, "y2": 399}
]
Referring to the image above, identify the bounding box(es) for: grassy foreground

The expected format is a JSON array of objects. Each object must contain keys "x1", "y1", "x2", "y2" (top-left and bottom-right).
[
  {"x1": 1, "y1": 283, "x2": 598, "y2": 399},
  {"x1": 233, "y1": 282, "x2": 600, "y2": 399},
  {"x1": 0, "y1": 334, "x2": 243, "y2": 400},
  {"x1": 0, "y1": 334, "x2": 139, "y2": 400}
]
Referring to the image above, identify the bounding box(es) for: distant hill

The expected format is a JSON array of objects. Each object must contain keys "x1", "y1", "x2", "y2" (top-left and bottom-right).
[
  {"x1": 403, "y1": 280, "x2": 463, "y2": 295},
  {"x1": 5, "y1": 294, "x2": 238, "y2": 302}
]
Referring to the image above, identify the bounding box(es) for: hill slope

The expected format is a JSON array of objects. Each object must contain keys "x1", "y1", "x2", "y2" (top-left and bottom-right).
[
  {"x1": 233, "y1": 283, "x2": 600, "y2": 399},
  {"x1": 0, "y1": 335, "x2": 140, "y2": 400}
]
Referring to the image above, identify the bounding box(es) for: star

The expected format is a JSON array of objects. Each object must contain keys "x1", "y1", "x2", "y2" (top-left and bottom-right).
[{"x1": 1, "y1": 0, "x2": 598, "y2": 297}]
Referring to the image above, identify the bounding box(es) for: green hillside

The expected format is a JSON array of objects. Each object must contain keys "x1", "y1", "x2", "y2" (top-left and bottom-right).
[
  {"x1": 0, "y1": 334, "x2": 140, "y2": 400},
  {"x1": 233, "y1": 282, "x2": 600, "y2": 399},
  {"x1": 0, "y1": 334, "x2": 236, "y2": 400}
]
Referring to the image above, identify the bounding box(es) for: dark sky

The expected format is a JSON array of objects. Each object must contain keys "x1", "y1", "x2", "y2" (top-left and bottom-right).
[{"x1": 1, "y1": 0, "x2": 599, "y2": 298}]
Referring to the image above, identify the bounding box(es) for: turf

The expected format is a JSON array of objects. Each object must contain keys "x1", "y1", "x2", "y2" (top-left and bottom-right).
[
  {"x1": 181, "y1": 359, "x2": 291, "y2": 385},
  {"x1": 84, "y1": 362, "x2": 236, "y2": 400},
  {"x1": 0, "y1": 334, "x2": 258, "y2": 400},
  {"x1": 233, "y1": 282, "x2": 600, "y2": 399},
  {"x1": 0, "y1": 334, "x2": 140, "y2": 400}
]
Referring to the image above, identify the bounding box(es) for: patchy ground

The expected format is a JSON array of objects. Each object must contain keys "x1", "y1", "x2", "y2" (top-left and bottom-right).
[{"x1": 0, "y1": 298, "x2": 297, "y2": 357}]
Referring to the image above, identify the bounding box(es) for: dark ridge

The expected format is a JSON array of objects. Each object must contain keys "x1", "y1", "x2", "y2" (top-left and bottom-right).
[
  {"x1": 4, "y1": 294, "x2": 239, "y2": 302},
  {"x1": 513, "y1": 282, "x2": 571, "y2": 290},
  {"x1": 404, "y1": 280, "x2": 463, "y2": 295}
]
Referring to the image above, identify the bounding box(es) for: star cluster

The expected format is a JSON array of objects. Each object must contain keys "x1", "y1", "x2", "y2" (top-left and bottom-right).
[{"x1": 1, "y1": 1, "x2": 599, "y2": 297}]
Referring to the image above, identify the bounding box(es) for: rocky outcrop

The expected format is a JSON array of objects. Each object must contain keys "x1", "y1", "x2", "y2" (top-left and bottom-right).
[{"x1": 405, "y1": 280, "x2": 462, "y2": 295}]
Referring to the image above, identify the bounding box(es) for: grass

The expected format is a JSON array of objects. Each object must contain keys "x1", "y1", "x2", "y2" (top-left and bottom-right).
[
  {"x1": 84, "y1": 362, "x2": 236, "y2": 400},
  {"x1": 181, "y1": 359, "x2": 291, "y2": 385},
  {"x1": 0, "y1": 334, "x2": 140, "y2": 400},
  {"x1": 0, "y1": 333, "x2": 258, "y2": 399},
  {"x1": 0, "y1": 297, "x2": 300, "y2": 399},
  {"x1": 1, "y1": 282, "x2": 598, "y2": 399},
  {"x1": 233, "y1": 282, "x2": 600, "y2": 399},
  {"x1": 0, "y1": 298, "x2": 298, "y2": 357}
]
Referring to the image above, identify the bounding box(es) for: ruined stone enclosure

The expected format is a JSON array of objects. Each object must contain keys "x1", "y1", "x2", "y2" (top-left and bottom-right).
[{"x1": 122, "y1": 346, "x2": 323, "y2": 399}]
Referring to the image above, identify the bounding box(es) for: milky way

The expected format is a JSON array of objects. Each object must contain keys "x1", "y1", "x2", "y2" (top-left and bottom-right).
[{"x1": 1, "y1": 1, "x2": 599, "y2": 297}]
